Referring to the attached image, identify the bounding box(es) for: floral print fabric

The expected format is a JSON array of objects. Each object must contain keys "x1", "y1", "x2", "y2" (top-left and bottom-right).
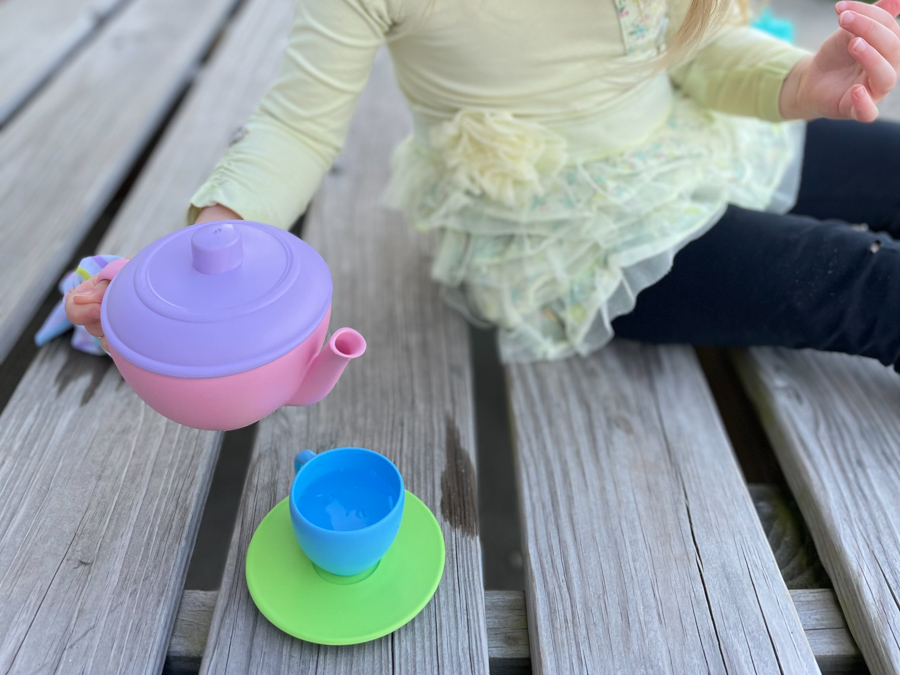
[{"x1": 615, "y1": 0, "x2": 669, "y2": 55}]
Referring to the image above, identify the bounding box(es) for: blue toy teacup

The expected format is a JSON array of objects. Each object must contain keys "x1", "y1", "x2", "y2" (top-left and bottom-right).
[{"x1": 290, "y1": 447, "x2": 405, "y2": 577}]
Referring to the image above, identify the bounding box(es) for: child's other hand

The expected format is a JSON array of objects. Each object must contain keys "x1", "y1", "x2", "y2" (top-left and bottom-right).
[
  {"x1": 780, "y1": 0, "x2": 900, "y2": 121},
  {"x1": 65, "y1": 275, "x2": 110, "y2": 353}
]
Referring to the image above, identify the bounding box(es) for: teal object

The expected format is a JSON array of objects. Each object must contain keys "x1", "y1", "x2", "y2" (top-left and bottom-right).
[
  {"x1": 752, "y1": 7, "x2": 795, "y2": 44},
  {"x1": 290, "y1": 448, "x2": 405, "y2": 576}
]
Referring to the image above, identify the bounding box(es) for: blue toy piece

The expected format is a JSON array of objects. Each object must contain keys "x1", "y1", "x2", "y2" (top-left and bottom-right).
[
  {"x1": 290, "y1": 447, "x2": 406, "y2": 576},
  {"x1": 34, "y1": 254, "x2": 124, "y2": 355},
  {"x1": 752, "y1": 7, "x2": 796, "y2": 44}
]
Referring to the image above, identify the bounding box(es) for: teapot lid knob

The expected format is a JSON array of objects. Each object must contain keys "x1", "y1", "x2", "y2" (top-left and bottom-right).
[{"x1": 191, "y1": 222, "x2": 243, "y2": 274}]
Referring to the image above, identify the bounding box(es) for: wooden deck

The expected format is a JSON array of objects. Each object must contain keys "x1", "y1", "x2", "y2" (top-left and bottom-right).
[{"x1": 0, "y1": 0, "x2": 897, "y2": 673}]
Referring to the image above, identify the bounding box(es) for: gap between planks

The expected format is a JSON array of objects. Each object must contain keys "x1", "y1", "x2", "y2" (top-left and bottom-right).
[{"x1": 164, "y1": 588, "x2": 864, "y2": 675}]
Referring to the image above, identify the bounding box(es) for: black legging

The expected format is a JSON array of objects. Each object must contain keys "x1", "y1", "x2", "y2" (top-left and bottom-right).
[{"x1": 610, "y1": 118, "x2": 900, "y2": 369}]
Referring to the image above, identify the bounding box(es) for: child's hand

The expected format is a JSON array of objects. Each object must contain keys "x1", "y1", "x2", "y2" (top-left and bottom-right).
[
  {"x1": 65, "y1": 275, "x2": 111, "y2": 353},
  {"x1": 62, "y1": 204, "x2": 241, "y2": 353},
  {"x1": 779, "y1": 0, "x2": 900, "y2": 121}
]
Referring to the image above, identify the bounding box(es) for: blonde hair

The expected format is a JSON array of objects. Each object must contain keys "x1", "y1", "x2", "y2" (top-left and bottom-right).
[{"x1": 664, "y1": 0, "x2": 750, "y2": 69}]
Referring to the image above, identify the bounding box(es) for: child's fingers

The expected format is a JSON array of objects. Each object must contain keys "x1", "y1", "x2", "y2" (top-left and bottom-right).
[
  {"x1": 839, "y1": 11, "x2": 900, "y2": 65},
  {"x1": 850, "y1": 83, "x2": 880, "y2": 121},
  {"x1": 65, "y1": 276, "x2": 109, "y2": 327},
  {"x1": 84, "y1": 320, "x2": 105, "y2": 339},
  {"x1": 837, "y1": 1, "x2": 900, "y2": 33},
  {"x1": 848, "y1": 37, "x2": 897, "y2": 100},
  {"x1": 69, "y1": 277, "x2": 110, "y2": 305},
  {"x1": 65, "y1": 293, "x2": 102, "y2": 326},
  {"x1": 873, "y1": 0, "x2": 900, "y2": 19}
]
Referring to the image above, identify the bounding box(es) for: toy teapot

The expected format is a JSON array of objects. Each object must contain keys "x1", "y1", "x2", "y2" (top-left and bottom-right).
[{"x1": 96, "y1": 220, "x2": 366, "y2": 431}]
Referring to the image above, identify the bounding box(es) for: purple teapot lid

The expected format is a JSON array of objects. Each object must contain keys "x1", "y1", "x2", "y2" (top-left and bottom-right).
[{"x1": 102, "y1": 221, "x2": 332, "y2": 378}]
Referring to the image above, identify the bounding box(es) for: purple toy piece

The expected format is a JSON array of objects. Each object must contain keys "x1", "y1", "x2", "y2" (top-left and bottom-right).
[{"x1": 191, "y1": 222, "x2": 244, "y2": 274}]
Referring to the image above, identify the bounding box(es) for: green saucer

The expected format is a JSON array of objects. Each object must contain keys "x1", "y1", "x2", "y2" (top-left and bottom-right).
[{"x1": 245, "y1": 491, "x2": 445, "y2": 645}]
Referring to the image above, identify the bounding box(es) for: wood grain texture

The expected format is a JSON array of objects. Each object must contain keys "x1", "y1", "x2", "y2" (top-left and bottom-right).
[
  {"x1": 481, "y1": 589, "x2": 864, "y2": 675},
  {"x1": 0, "y1": 0, "x2": 279, "y2": 670},
  {"x1": 486, "y1": 590, "x2": 530, "y2": 660},
  {"x1": 168, "y1": 589, "x2": 862, "y2": 674},
  {"x1": 506, "y1": 341, "x2": 820, "y2": 674},
  {"x1": 0, "y1": 343, "x2": 222, "y2": 673},
  {"x1": 165, "y1": 591, "x2": 218, "y2": 675},
  {"x1": 749, "y1": 484, "x2": 830, "y2": 589},
  {"x1": 0, "y1": 0, "x2": 239, "y2": 363},
  {"x1": 486, "y1": 590, "x2": 532, "y2": 675},
  {"x1": 792, "y1": 590, "x2": 865, "y2": 674},
  {"x1": 0, "y1": 0, "x2": 129, "y2": 126},
  {"x1": 735, "y1": 348, "x2": 900, "y2": 675},
  {"x1": 200, "y1": 50, "x2": 490, "y2": 674}
]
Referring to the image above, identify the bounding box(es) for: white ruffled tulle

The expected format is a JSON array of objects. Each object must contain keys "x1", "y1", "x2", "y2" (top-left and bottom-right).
[
  {"x1": 429, "y1": 109, "x2": 569, "y2": 209},
  {"x1": 383, "y1": 93, "x2": 806, "y2": 362}
]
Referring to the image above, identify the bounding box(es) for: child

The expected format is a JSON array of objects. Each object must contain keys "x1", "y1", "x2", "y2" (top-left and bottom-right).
[{"x1": 67, "y1": 0, "x2": 900, "y2": 367}]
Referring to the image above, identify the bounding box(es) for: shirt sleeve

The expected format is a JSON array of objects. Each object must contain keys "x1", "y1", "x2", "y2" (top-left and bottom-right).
[
  {"x1": 188, "y1": 0, "x2": 397, "y2": 229},
  {"x1": 666, "y1": 1, "x2": 812, "y2": 122}
]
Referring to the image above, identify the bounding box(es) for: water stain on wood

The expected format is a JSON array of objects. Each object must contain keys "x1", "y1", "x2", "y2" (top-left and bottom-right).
[
  {"x1": 441, "y1": 415, "x2": 478, "y2": 537},
  {"x1": 54, "y1": 350, "x2": 111, "y2": 406}
]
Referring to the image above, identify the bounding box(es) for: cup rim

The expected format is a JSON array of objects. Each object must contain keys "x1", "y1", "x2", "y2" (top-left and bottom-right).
[{"x1": 289, "y1": 447, "x2": 405, "y2": 535}]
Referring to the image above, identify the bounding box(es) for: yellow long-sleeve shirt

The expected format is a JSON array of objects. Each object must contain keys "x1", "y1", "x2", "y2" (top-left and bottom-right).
[{"x1": 189, "y1": 0, "x2": 810, "y2": 230}]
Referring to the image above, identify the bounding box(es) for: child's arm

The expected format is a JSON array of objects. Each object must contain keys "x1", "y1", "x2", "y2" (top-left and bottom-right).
[
  {"x1": 667, "y1": 0, "x2": 900, "y2": 123},
  {"x1": 665, "y1": 0, "x2": 812, "y2": 122},
  {"x1": 65, "y1": 0, "x2": 399, "y2": 340},
  {"x1": 187, "y1": 0, "x2": 401, "y2": 230}
]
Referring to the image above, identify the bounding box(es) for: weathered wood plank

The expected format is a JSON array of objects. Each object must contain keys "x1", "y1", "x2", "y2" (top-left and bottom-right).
[
  {"x1": 482, "y1": 589, "x2": 863, "y2": 675},
  {"x1": 0, "y1": 0, "x2": 129, "y2": 126},
  {"x1": 506, "y1": 341, "x2": 820, "y2": 674},
  {"x1": 0, "y1": 0, "x2": 239, "y2": 364},
  {"x1": 0, "y1": 0, "x2": 275, "y2": 670},
  {"x1": 732, "y1": 2, "x2": 900, "y2": 671},
  {"x1": 735, "y1": 349, "x2": 900, "y2": 675},
  {"x1": 200, "y1": 51, "x2": 490, "y2": 674},
  {"x1": 0, "y1": 344, "x2": 222, "y2": 673},
  {"x1": 792, "y1": 590, "x2": 866, "y2": 674},
  {"x1": 486, "y1": 590, "x2": 531, "y2": 675},
  {"x1": 98, "y1": 0, "x2": 292, "y2": 256},
  {"x1": 165, "y1": 591, "x2": 218, "y2": 675},
  {"x1": 168, "y1": 589, "x2": 862, "y2": 674}
]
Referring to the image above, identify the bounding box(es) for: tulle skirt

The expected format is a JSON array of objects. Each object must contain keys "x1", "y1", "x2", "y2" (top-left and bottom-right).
[{"x1": 383, "y1": 91, "x2": 805, "y2": 362}]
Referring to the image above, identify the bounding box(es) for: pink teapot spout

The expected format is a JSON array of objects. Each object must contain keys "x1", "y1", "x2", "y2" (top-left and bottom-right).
[{"x1": 289, "y1": 328, "x2": 367, "y2": 407}]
